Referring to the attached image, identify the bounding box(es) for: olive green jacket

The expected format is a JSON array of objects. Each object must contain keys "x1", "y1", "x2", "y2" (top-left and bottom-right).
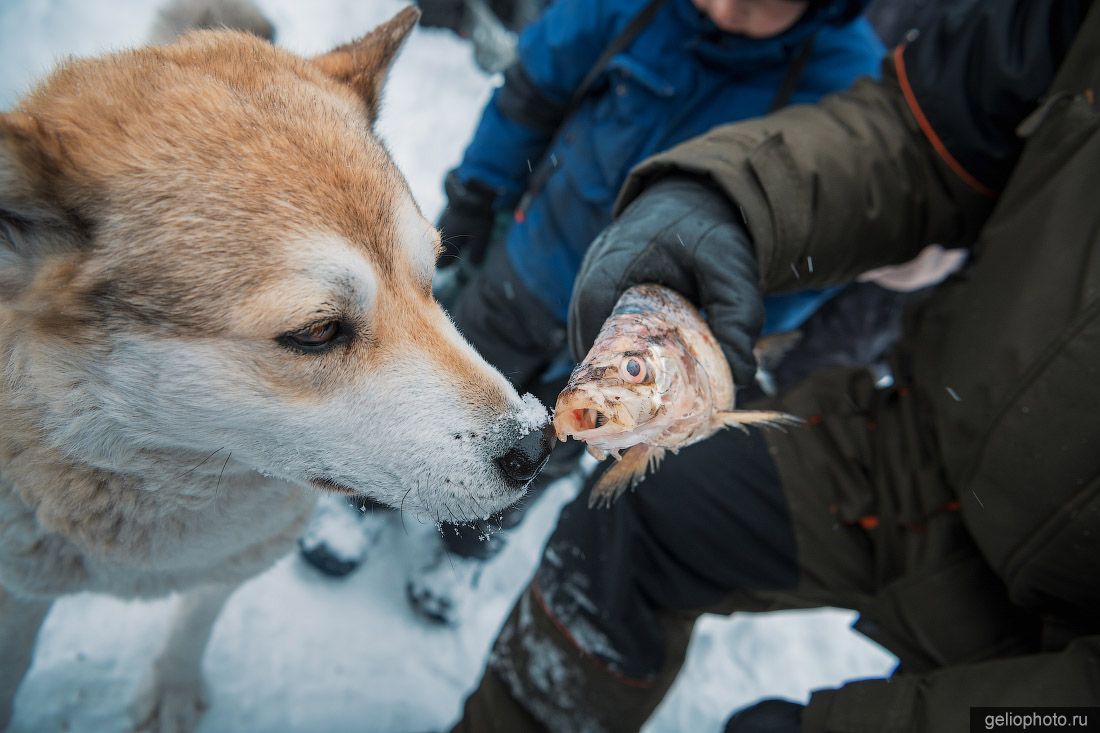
[{"x1": 619, "y1": 0, "x2": 1100, "y2": 729}]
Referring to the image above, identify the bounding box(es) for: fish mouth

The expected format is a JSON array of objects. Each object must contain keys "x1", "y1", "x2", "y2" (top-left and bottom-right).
[
  {"x1": 554, "y1": 407, "x2": 611, "y2": 441},
  {"x1": 577, "y1": 408, "x2": 610, "y2": 430}
]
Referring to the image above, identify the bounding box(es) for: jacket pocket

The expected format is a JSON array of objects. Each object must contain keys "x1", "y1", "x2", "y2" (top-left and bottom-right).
[
  {"x1": 1002, "y1": 90, "x2": 1100, "y2": 220},
  {"x1": 587, "y1": 55, "x2": 678, "y2": 190},
  {"x1": 1016, "y1": 90, "x2": 1100, "y2": 140},
  {"x1": 854, "y1": 551, "x2": 1039, "y2": 673},
  {"x1": 963, "y1": 292, "x2": 1100, "y2": 620},
  {"x1": 601, "y1": 55, "x2": 676, "y2": 114},
  {"x1": 1003, "y1": 472, "x2": 1100, "y2": 626}
]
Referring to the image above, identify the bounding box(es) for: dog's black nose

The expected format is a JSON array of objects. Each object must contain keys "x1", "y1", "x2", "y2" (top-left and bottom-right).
[{"x1": 495, "y1": 424, "x2": 554, "y2": 484}]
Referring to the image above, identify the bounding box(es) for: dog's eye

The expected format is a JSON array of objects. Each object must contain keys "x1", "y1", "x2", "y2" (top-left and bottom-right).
[{"x1": 279, "y1": 320, "x2": 349, "y2": 353}]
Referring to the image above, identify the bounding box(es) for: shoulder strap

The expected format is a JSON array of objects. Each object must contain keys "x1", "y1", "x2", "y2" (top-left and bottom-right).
[
  {"x1": 565, "y1": 0, "x2": 671, "y2": 119},
  {"x1": 516, "y1": 0, "x2": 668, "y2": 218},
  {"x1": 768, "y1": 34, "x2": 817, "y2": 113}
]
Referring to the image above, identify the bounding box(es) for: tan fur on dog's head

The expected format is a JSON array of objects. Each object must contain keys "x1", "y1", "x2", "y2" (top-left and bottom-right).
[{"x1": 0, "y1": 7, "x2": 548, "y2": 524}]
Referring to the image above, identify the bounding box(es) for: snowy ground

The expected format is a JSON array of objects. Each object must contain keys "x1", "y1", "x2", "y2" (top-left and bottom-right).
[{"x1": 0, "y1": 2, "x2": 896, "y2": 731}]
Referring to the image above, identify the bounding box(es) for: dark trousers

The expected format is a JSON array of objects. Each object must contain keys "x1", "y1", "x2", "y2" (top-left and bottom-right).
[{"x1": 452, "y1": 368, "x2": 1037, "y2": 732}]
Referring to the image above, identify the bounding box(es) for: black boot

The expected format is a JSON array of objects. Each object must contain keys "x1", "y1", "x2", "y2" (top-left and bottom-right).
[{"x1": 298, "y1": 495, "x2": 391, "y2": 578}]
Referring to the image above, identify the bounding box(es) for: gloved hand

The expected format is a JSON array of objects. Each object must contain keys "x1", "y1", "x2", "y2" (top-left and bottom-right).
[
  {"x1": 724, "y1": 699, "x2": 805, "y2": 733},
  {"x1": 436, "y1": 169, "x2": 498, "y2": 266},
  {"x1": 568, "y1": 176, "x2": 765, "y2": 387}
]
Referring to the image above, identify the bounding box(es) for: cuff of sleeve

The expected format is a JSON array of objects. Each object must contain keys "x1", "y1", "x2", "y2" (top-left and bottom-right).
[{"x1": 803, "y1": 677, "x2": 920, "y2": 733}]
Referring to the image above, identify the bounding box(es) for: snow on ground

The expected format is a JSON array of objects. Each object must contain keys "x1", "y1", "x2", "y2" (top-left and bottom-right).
[{"x1": 0, "y1": 1, "x2": 897, "y2": 731}]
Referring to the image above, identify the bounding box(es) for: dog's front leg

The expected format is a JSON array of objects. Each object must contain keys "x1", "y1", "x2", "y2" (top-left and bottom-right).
[
  {"x1": 130, "y1": 583, "x2": 237, "y2": 733},
  {"x1": 0, "y1": 586, "x2": 52, "y2": 730}
]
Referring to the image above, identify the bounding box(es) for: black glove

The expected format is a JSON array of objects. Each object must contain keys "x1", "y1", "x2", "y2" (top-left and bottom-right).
[
  {"x1": 437, "y1": 170, "x2": 498, "y2": 266},
  {"x1": 724, "y1": 699, "x2": 804, "y2": 733},
  {"x1": 568, "y1": 176, "x2": 765, "y2": 387}
]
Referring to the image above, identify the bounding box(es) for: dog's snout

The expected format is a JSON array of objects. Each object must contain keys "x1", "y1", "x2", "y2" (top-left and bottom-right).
[{"x1": 495, "y1": 423, "x2": 554, "y2": 484}]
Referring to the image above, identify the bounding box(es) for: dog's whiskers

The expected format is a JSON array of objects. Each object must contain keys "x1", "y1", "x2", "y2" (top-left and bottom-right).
[
  {"x1": 169, "y1": 447, "x2": 224, "y2": 483},
  {"x1": 214, "y1": 452, "x2": 232, "y2": 507},
  {"x1": 399, "y1": 484, "x2": 415, "y2": 536},
  {"x1": 466, "y1": 489, "x2": 494, "y2": 524}
]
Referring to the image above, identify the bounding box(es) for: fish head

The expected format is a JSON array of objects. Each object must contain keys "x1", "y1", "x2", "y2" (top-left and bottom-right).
[{"x1": 552, "y1": 344, "x2": 687, "y2": 446}]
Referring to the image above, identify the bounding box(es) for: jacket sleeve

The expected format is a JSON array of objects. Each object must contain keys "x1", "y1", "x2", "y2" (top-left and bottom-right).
[
  {"x1": 454, "y1": 0, "x2": 624, "y2": 209},
  {"x1": 615, "y1": 0, "x2": 1090, "y2": 294},
  {"x1": 802, "y1": 636, "x2": 1100, "y2": 732}
]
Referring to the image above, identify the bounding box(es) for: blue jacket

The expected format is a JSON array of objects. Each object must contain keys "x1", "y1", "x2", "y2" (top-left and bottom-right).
[{"x1": 455, "y1": 0, "x2": 884, "y2": 331}]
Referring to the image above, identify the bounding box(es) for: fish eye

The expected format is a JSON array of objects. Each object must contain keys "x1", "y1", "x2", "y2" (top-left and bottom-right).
[{"x1": 620, "y1": 357, "x2": 647, "y2": 384}]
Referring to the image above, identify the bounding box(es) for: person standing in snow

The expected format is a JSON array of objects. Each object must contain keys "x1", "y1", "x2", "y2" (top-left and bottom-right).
[
  {"x1": 449, "y1": 0, "x2": 1100, "y2": 730},
  {"x1": 415, "y1": 0, "x2": 547, "y2": 73},
  {"x1": 299, "y1": 0, "x2": 886, "y2": 623}
]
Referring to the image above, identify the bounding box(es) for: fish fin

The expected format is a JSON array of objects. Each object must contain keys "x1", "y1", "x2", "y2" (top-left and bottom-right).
[
  {"x1": 715, "y1": 410, "x2": 803, "y2": 433},
  {"x1": 588, "y1": 445, "x2": 666, "y2": 509},
  {"x1": 587, "y1": 445, "x2": 608, "y2": 461}
]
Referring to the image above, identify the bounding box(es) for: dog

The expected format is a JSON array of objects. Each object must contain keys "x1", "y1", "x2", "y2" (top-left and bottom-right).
[{"x1": 0, "y1": 6, "x2": 551, "y2": 731}]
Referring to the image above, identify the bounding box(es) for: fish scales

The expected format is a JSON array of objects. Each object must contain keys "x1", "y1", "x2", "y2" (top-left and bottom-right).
[{"x1": 553, "y1": 284, "x2": 800, "y2": 507}]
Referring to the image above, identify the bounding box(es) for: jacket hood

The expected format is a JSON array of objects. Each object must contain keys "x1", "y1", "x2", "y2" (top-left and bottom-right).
[{"x1": 673, "y1": 0, "x2": 872, "y2": 72}]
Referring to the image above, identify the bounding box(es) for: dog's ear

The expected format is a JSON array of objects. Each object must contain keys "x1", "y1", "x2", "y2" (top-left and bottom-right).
[
  {"x1": 312, "y1": 5, "x2": 419, "y2": 123},
  {"x1": 0, "y1": 113, "x2": 86, "y2": 299}
]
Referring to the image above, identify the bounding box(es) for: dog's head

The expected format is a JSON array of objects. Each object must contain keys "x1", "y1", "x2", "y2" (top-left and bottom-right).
[{"x1": 0, "y1": 7, "x2": 552, "y2": 523}]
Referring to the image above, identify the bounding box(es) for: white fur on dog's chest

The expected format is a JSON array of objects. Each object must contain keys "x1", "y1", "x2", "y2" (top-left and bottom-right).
[{"x1": 0, "y1": 470, "x2": 316, "y2": 600}]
